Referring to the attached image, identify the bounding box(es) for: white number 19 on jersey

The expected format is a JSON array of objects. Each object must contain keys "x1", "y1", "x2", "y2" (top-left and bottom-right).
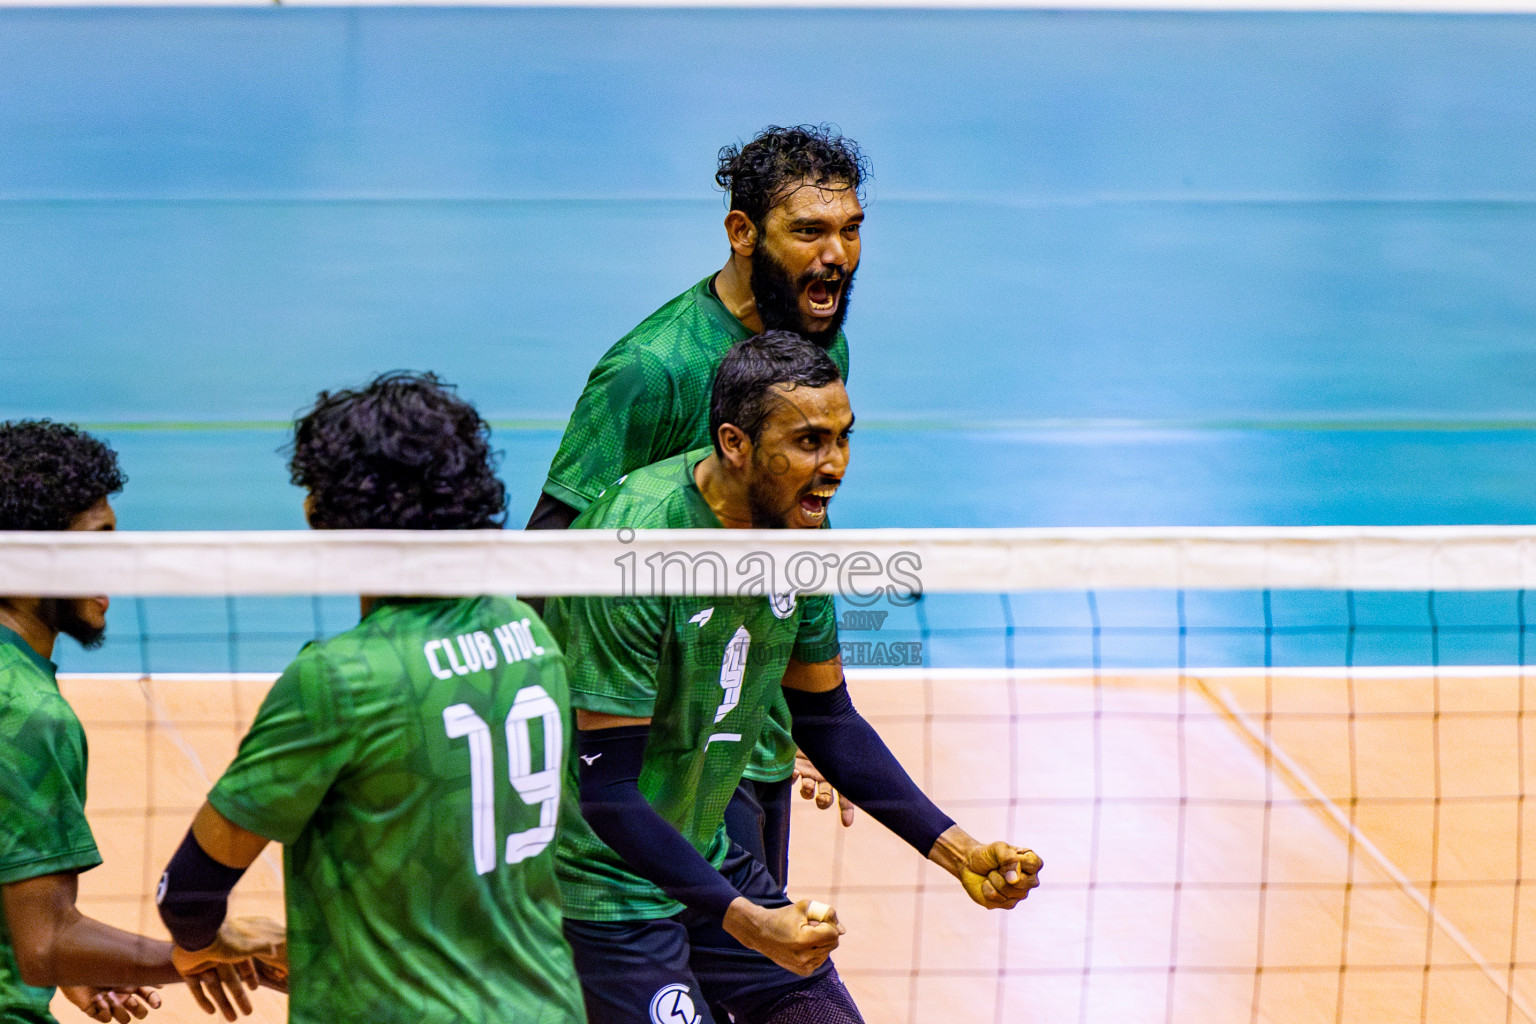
[{"x1": 442, "y1": 685, "x2": 563, "y2": 875}]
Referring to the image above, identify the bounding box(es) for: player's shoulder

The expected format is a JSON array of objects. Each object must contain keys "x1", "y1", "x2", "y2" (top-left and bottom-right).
[
  {"x1": 573, "y1": 451, "x2": 705, "y2": 531},
  {"x1": 601, "y1": 277, "x2": 731, "y2": 362},
  {"x1": 0, "y1": 656, "x2": 82, "y2": 761}
]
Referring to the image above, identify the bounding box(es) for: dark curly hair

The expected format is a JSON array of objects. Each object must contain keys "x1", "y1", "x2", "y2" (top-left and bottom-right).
[
  {"x1": 715, "y1": 124, "x2": 869, "y2": 227},
  {"x1": 710, "y1": 331, "x2": 844, "y2": 456},
  {"x1": 287, "y1": 372, "x2": 506, "y2": 530},
  {"x1": 0, "y1": 420, "x2": 126, "y2": 531}
]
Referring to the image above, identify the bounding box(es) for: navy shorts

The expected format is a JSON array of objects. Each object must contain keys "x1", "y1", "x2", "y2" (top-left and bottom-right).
[{"x1": 564, "y1": 844, "x2": 859, "y2": 1024}]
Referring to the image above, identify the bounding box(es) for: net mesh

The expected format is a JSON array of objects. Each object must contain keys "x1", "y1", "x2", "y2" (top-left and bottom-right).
[{"x1": 6, "y1": 528, "x2": 1532, "y2": 1024}]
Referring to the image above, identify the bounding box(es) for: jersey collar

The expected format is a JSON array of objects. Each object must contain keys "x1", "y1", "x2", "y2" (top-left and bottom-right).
[
  {"x1": 681, "y1": 446, "x2": 724, "y2": 528},
  {"x1": 0, "y1": 622, "x2": 57, "y2": 678},
  {"x1": 695, "y1": 275, "x2": 753, "y2": 344}
]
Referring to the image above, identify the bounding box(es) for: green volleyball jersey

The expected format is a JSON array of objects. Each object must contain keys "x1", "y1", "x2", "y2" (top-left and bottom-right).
[
  {"x1": 542, "y1": 274, "x2": 848, "y2": 783},
  {"x1": 208, "y1": 597, "x2": 586, "y2": 1024},
  {"x1": 545, "y1": 451, "x2": 842, "y2": 921},
  {"x1": 0, "y1": 625, "x2": 102, "y2": 1024}
]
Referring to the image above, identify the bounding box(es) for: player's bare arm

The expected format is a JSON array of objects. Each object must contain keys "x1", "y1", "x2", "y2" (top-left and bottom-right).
[
  {"x1": 780, "y1": 655, "x2": 1043, "y2": 909},
  {"x1": 575, "y1": 708, "x2": 844, "y2": 976},
  {"x1": 1, "y1": 873, "x2": 181, "y2": 991}
]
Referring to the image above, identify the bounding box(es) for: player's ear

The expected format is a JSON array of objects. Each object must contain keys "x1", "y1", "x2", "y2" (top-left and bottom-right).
[
  {"x1": 717, "y1": 422, "x2": 752, "y2": 468},
  {"x1": 724, "y1": 210, "x2": 757, "y2": 256}
]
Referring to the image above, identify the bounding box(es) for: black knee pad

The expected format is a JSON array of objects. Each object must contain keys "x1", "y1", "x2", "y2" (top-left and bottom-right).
[{"x1": 744, "y1": 971, "x2": 865, "y2": 1024}]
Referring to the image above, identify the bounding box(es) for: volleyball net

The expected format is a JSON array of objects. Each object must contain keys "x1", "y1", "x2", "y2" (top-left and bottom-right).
[{"x1": 4, "y1": 526, "x2": 1532, "y2": 1024}]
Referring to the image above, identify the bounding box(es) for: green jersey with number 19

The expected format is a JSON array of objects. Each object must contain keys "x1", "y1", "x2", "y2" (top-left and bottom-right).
[
  {"x1": 546, "y1": 450, "x2": 842, "y2": 921},
  {"x1": 207, "y1": 597, "x2": 586, "y2": 1024},
  {"x1": 541, "y1": 274, "x2": 849, "y2": 786}
]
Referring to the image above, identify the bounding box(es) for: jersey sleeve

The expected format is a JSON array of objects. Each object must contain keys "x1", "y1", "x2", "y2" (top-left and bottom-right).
[
  {"x1": 543, "y1": 347, "x2": 680, "y2": 513},
  {"x1": 0, "y1": 703, "x2": 100, "y2": 884},
  {"x1": 207, "y1": 651, "x2": 359, "y2": 846},
  {"x1": 557, "y1": 595, "x2": 669, "y2": 719},
  {"x1": 792, "y1": 594, "x2": 842, "y2": 665}
]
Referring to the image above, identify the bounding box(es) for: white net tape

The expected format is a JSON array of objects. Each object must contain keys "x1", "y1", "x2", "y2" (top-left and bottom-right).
[{"x1": 4, "y1": 526, "x2": 1536, "y2": 596}]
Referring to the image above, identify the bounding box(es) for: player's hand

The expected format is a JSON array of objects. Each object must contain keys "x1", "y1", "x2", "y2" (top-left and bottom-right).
[
  {"x1": 956, "y1": 841, "x2": 1042, "y2": 910},
  {"x1": 792, "y1": 752, "x2": 856, "y2": 827},
  {"x1": 61, "y1": 986, "x2": 162, "y2": 1023},
  {"x1": 722, "y1": 897, "x2": 844, "y2": 976},
  {"x1": 172, "y1": 916, "x2": 286, "y2": 1019}
]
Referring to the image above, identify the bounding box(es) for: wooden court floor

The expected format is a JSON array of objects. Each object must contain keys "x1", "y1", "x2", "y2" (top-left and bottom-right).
[{"x1": 49, "y1": 667, "x2": 1532, "y2": 1023}]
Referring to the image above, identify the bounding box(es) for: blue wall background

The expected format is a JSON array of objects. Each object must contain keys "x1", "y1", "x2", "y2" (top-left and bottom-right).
[{"x1": 3, "y1": 8, "x2": 1535, "y2": 668}]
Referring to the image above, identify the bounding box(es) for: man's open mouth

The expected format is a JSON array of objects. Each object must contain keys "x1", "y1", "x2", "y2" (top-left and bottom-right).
[
  {"x1": 798, "y1": 485, "x2": 837, "y2": 521},
  {"x1": 804, "y1": 278, "x2": 842, "y2": 318}
]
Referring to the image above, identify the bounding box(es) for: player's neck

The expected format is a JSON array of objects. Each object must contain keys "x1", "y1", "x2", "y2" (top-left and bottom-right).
[
  {"x1": 694, "y1": 455, "x2": 754, "y2": 529},
  {"x1": 0, "y1": 599, "x2": 58, "y2": 660},
  {"x1": 713, "y1": 259, "x2": 763, "y2": 334}
]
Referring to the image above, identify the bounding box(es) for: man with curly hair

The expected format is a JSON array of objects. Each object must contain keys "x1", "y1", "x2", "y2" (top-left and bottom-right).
[
  {"x1": 528, "y1": 125, "x2": 868, "y2": 898},
  {"x1": 0, "y1": 420, "x2": 262, "y2": 1024},
  {"x1": 155, "y1": 373, "x2": 586, "y2": 1024}
]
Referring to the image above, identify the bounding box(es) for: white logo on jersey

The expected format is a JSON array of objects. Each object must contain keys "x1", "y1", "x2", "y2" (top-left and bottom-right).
[
  {"x1": 649, "y1": 984, "x2": 701, "y2": 1024},
  {"x1": 580, "y1": 753, "x2": 601, "y2": 766},
  {"x1": 689, "y1": 607, "x2": 714, "y2": 628},
  {"x1": 714, "y1": 625, "x2": 750, "y2": 723},
  {"x1": 768, "y1": 591, "x2": 797, "y2": 620}
]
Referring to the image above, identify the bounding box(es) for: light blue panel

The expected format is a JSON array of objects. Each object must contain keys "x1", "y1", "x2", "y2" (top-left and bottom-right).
[
  {"x1": 3, "y1": 10, "x2": 1536, "y2": 199},
  {"x1": 832, "y1": 428, "x2": 1536, "y2": 528},
  {"x1": 3, "y1": 10, "x2": 1536, "y2": 425}
]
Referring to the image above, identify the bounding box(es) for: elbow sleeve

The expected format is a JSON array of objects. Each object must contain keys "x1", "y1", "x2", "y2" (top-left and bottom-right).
[{"x1": 157, "y1": 830, "x2": 246, "y2": 951}]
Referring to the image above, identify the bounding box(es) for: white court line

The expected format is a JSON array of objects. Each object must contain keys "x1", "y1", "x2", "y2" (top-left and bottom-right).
[{"x1": 1205, "y1": 681, "x2": 1536, "y2": 1024}]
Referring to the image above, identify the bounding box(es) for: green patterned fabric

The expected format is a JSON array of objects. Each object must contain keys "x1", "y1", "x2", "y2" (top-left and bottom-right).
[
  {"x1": 542, "y1": 274, "x2": 848, "y2": 783},
  {"x1": 208, "y1": 597, "x2": 586, "y2": 1024},
  {"x1": 545, "y1": 451, "x2": 841, "y2": 921},
  {"x1": 0, "y1": 625, "x2": 102, "y2": 1024}
]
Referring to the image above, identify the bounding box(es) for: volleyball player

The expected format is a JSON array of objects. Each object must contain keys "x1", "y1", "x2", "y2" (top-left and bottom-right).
[
  {"x1": 548, "y1": 334, "x2": 1042, "y2": 1024},
  {"x1": 0, "y1": 421, "x2": 262, "y2": 1024},
  {"x1": 529, "y1": 125, "x2": 867, "y2": 888},
  {"x1": 155, "y1": 374, "x2": 586, "y2": 1024}
]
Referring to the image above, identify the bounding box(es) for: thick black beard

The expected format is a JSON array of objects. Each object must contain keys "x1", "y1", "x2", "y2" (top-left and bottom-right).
[
  {"x1": 750, "y1": 244, "x2": 856, "y2": 348},
  {"x1": 39, "y1": 598, "x2": 106, "y2": 651}
]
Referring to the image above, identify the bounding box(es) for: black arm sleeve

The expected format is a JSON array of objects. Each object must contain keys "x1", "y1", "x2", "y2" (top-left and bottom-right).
[
  {"x1": 156, "y1": 830, "x2": 248, "y2": 951},
  {"x1": 525, "y1": 492, "x2": 580, "y2": 531},
  {"x1": 577, "y1": 725, "x2": 743, "y2": 922},
  {"x1": 784, "y1": 682, "x2": 956, "y2": 855}
]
